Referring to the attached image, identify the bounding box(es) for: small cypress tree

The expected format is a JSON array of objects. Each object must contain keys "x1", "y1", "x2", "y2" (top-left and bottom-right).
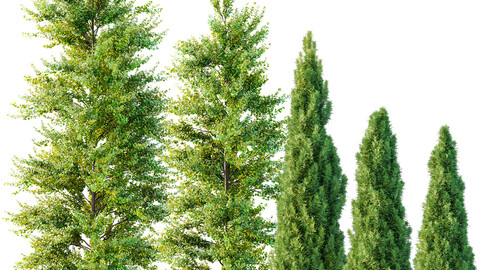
[
  {"x1": 345, "y1": 108, "x2": 412, "y2": 270},
  {"x1": 414, "y1": 126, "x2": 476, "y2": 270},
  {"x1": 274, "y1": 31, "x2": 347, "y2": 270}
]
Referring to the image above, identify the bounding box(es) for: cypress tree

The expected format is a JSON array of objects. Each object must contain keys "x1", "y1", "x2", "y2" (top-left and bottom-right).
[
  {"x1": 9, "y1": 1, "x2": 167, "y2": 268},
  {"x1": 345, "y1": 108, "x2": 411, "y2": 270},
  {"x1": 158, "y1": 0, "x2": 285, "y2": 269},
  {"x1": 414, "y1": 126, "x2": 475, "y2": 269},
  {"x1": 273, "y1": 31, "x2": 347, "y2": 270}
]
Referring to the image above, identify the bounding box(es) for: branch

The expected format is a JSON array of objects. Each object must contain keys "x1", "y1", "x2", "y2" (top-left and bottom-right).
[
  {"x1": 101, "y1": 219, "x2": 129, "y2": 240},
  {"x1": 215, "y1": 94, "x2": 229, "y2": 118},
  {"x1": 72, "y1": 241, "x2": 91, "y2": 252},
  {"x1": 214, "y1": 173, "x2": 223, "y2": 182},
  {"x1": 231, "y1": 179, "x2": 242, "y2": 186},
  {"x1": 90, "y1": 191, "x2": 97, "y2": 217},
  {"x1": 191, "y1": 127, "x2": 213, "y2": 135},
  {"x1": 81, "y1": 238, "x2": 91, "y2": 248},
  {"x1": 72, "y1": 238, "x2": 92, "y2": 252}
]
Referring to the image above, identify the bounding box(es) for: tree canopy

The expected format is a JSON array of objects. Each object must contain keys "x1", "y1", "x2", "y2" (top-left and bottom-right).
[
  {"x1": 274, "y1": 31, "x2": 347, "y2": 270},
  {"x1": 345, "y1": 108, "x2": 411, "y2": 270},
  {"x1": 414, "y1": 126, "x2": 475, "y2": 270},
  {"x1": 9, "y1": 0, "x2": 167, "y2": 269},
  {"x1": 158, "y1": 0, "x2": 285, "y2": 269}
]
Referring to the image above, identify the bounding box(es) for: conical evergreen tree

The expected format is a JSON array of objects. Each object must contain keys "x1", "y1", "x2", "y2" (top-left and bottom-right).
[
  {"x1": 414, "y1": 126, "x2": 475, "y2": 270},
  {"x1": 345, "y1": 108, "x2": 411, "y2": 270},
  {"x1": 273, "y1": 31, "x2": 347, "y2": 270}
]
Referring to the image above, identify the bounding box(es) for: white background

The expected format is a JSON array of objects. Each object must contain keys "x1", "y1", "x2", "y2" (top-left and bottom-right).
[{"x1": 1, "y1": 0, "x2": 479, "y2": 269}]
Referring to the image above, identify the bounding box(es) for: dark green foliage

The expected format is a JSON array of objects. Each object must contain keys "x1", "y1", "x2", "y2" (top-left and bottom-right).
[
  {"x1": 345, "y1": 108, "x2": 411, "y2": 270},
  {"x1": 414, "y1": 126, "x2": 475, "y2": 270},
  {"x1": 273, "y1": 31, "x2": 347, "y2": 270},
  {"x1": 158, "y1": 0, "x2": 285, "y2": 269},
  {"x1": 9, "y1": 0, "x2": 167, "y2": 269}
]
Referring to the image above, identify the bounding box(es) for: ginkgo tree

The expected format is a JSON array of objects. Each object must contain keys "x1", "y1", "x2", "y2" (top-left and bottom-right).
[
  {"x1": 9, "y1": 0, "x2": 167, "y2": 269},
  {"x1": 158, "y1": 0, "x2": 286, "y2": 269}
]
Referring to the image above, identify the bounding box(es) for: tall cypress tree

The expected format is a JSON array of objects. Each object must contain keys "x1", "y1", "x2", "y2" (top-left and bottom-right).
[
  {"x1": 345, "y1": 108, "x2": 411, "y2": 270},
  {"x1": 414, "y1": 126, "x2": 475, "y2": 269},
  {"x1": 9, "y1": 1, "x2": 166, "y2": 269},
  {"x1": 273, "y1": 31, "x2": 347, "y2": 270},
  {"x1": 158, "y1": 0, "x2": 285, "y2": 269}
]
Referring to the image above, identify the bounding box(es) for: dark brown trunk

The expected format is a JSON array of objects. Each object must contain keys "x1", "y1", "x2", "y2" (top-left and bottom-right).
[
  {"x1": 90, "y1": 0, "x2": 96, "y2": 52},
  {"x1": 91, "y1": 191, "x2": 97, "y2": 217},
  {"x1": 224, "y1": 158, "x2": 230, "y2": 233}
]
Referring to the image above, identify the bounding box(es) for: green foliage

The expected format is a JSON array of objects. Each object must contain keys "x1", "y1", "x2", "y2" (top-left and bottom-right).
[
  {"x1": 9, "y1": 0, "x2": 167, "y2": 269},
  {"x1": 273, "y1": 31, "x2": 347, "y2": 270},
  {"x1": 345, "y1": 108, "x2": 411, "y2": 270},
  {"x1": 414, "y1": 126, "x2": 475, "y2": 270},
  {"x1": 157, "y1": 0, "x2": 286, "y2": 269}
]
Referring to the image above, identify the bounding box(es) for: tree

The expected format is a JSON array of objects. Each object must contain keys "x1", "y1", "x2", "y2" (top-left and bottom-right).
[
  {"x1": 414, "y1": 126, "x2": 475, "y2": 269},
  {"x1": 9, "y1": 0, "x2": 167, "y2": 269},
  {"x1": 158, "y1": 0, "x2": 286, "y2": 269},
  {"x1": 273, "y1": 31, "x2": 347, "y2": 270},
  {"x1": 345, "y1": 108, "x2": 411, "y2": 270}
]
